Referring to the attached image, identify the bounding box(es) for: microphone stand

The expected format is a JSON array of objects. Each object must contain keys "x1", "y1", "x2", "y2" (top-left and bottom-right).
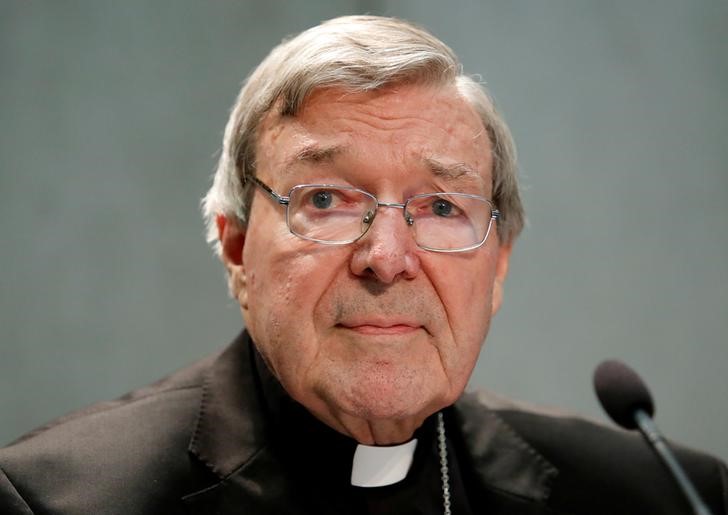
[{"x1": 634, "y1": 410, "x2": 713, "y2": 515}]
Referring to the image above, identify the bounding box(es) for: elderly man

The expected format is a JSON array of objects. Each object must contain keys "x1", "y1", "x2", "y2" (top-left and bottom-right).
[{"x1": 1, "y1": 15, "x2": 726, "y2": 515}]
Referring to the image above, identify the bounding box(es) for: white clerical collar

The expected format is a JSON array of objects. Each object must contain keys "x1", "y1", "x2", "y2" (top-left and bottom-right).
[{"x1": 350, "y1": 438, "x2": 418, "y2": 487}]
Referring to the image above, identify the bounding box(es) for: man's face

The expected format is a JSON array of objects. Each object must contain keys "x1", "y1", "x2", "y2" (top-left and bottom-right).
[{"x1": 219, "y1": 84, "x2": 511, "y2": 444}]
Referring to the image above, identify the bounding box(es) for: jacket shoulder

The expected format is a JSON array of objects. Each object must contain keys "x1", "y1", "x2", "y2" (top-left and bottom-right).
[
  {"x1": 0, "y1": 353, "x2": 218, "y2": 515},
  {"x1": 457, "y1": 390, "x2": 728, "y2": 514}
]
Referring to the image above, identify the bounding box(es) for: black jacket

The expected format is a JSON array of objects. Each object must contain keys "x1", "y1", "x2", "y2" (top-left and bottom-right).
[{"x1": 1, "y1": 331, "x2": 726, "y2": 514}]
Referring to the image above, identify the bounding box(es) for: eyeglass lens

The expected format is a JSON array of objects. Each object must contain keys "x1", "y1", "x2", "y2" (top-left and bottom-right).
[{"x1": 285, "y1": 185, "x2": 494, "y2": 251}]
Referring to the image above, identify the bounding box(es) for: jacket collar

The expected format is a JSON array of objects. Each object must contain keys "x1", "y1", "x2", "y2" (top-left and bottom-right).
[
  {"x1": 183, "y1": 330, "x2": 557, "y2": 512},
  {"x1": 187, "y1": 331, "x2": 266, "y2": 479},
  {"x1": 455, "y1": 391, "x2": 558, "y2": 503}
]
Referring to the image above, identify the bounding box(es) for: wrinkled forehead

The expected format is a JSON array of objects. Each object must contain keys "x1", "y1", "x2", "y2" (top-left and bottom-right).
[
  {"x1": 260, "y1": 81, "x2": 485, "y2": 133},
  {"x1": 254, "y1": 84, "x2": 493, "y2": 189}
]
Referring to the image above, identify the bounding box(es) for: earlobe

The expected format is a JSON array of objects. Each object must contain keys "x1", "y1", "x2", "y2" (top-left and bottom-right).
[
  {"x1": 217, "y1": 214, "x2": 248, "y2": 306},
  {"x1": 490, "y1": 243, "x2": 512, "y2": 316}
]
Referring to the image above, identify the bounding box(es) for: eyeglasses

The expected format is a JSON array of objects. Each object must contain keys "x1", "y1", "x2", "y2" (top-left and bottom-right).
[{"x1": 250, "y1": 176, "x2": 500, "y2": 253}]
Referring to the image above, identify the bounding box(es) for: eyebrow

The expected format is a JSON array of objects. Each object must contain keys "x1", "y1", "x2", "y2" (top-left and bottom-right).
[
  {"x1": 423, "y1": 157, "x2": 483, "y2": 183},
  {"x1": 283, "y1": 144, "x2": 345, "y2": 172},
  {"x1": 279, "y1": 145, "x2": 484, "y2": 187}
]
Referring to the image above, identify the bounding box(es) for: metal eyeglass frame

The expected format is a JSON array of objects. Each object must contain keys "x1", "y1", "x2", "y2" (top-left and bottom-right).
[{"x1": 249, "y1": 176, "x2": 500, "y2": 253}]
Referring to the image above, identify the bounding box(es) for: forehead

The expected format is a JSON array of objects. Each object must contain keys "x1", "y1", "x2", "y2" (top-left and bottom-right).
[{"x1": 255, "y1": 84, "x2": 492, "y2": 189}]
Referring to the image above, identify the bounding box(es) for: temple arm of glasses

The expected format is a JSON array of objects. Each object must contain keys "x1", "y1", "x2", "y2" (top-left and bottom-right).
[{"x1": 251, "y1": 176, "x2": 290, "y2": 205}]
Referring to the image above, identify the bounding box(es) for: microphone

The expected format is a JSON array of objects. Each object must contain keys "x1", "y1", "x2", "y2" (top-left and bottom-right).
[{"x1": 593, "y1": 360, "x2": 713, "y2": 515}]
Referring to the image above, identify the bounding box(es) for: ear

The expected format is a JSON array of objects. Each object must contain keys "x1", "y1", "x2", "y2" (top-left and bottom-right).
[
  {"x1": 490, "y1": 242, "x2": 513, "y2": 316},
  {"x1": 217, "y1": 214, "x2": 248, "y2": 307}
]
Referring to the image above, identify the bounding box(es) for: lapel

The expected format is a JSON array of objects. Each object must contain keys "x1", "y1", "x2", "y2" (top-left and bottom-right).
[
  {"x1": 181, "y1": 331, "x2": 297, "y2": 514},
  {"x1": 180, "y1": 331, "x2": 558, "y2": 513},
  {"x1": 455, "y1": 391, "x2": 558, "y2": 504},
  {"x1": 181, "y1": 446, "x2": 310, "y2": 515}
]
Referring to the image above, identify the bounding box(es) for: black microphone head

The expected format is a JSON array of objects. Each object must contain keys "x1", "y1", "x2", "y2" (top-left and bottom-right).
[{"x1": 593, "y1": 360, "x2": 655, "y2": 430}]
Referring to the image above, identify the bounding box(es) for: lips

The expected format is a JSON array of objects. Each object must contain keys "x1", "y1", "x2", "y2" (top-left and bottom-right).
[{"x1": 337, "y1": 318, "x2": 424, "y2": 336}]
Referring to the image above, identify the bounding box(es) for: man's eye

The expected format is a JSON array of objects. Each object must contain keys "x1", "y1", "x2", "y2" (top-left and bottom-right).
[
  {"x1": 311, "y1": 190, "x2": 333, "y2": 209},
  {"x1": 432, "y1": 198, "x2": 454, "y2": 217}
]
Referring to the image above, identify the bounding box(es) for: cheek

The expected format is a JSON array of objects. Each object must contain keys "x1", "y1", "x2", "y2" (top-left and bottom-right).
[
  {"x1": 243, "y1": 206, "x2": 308, "y2": 315},
  {"x1": 243, "y1": 237, "x2": 349, "y2": 376},
  {"x1": 436, "y1": 256, "x2": 495, "y2": 329},
  {"x1": 246, "y1": 250, "x2": 314, "y2": 333},
  {"x1": 427, "y1": 252, "x2": 497, "y2": 370}
]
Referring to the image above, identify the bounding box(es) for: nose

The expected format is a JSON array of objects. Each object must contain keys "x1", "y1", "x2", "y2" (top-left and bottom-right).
[{"x1": 349, "y1": 206, "x2": 421, "y2": 283}]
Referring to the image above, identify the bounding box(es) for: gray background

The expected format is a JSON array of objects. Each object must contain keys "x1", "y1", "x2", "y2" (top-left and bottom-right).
[{"x1": 2, "y1": 1, "x2": 726, "y2": 460}]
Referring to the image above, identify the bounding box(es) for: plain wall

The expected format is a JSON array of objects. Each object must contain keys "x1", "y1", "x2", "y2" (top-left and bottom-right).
[{"x1": 2, "y1": 1, "x2": 726, "y2": 460}]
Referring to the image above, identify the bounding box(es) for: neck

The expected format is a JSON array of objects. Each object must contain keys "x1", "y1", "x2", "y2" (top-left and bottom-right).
[{"x1": 323, "y1": 409, "x2": 430, "y2": 445}]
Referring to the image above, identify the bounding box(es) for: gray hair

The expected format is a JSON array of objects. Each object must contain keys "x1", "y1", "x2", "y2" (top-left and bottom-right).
[{"x1": 202, "y1": 15, "x2": 524, "y2": 252}]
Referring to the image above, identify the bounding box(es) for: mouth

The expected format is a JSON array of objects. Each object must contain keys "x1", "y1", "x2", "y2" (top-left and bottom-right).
[{"x1": 337, "y1": 319, "x2": 424, "y2": 336}]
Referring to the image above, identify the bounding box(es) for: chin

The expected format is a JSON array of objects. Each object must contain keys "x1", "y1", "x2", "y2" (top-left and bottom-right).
[
  {"x1": 339, "y1": 378, "x2": 446, "y2": 422},
  {"x1": 312, "y1": 360, "x2": 459, "y2": 424}
]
